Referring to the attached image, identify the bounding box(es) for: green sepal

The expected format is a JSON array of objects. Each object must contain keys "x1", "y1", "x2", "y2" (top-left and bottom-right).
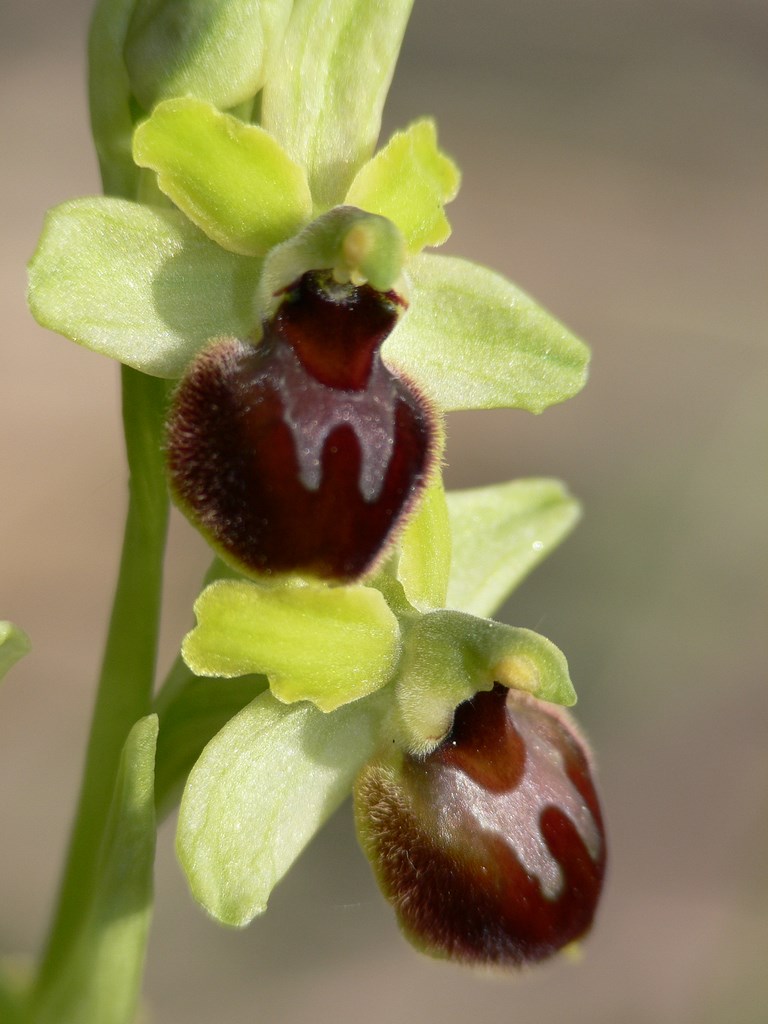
[
  {"x1": 259, "y1": 206, "x2": 405, "y2": 315},
  {"x1": 88, "y1": 0, "x2": 142, "y2": 197},
  {"x1": 27, "y1": 198, "x2": 262, "y2": 378},
  {"x1": 176, "y1": 689, "x2": 384, "y2": 926},
  {"x1": 133, "y1": 98, "x2": 313, "y2": 257},
  {"x1": 446, "y1": 479, "x2": 581, "y2": 618},
  {"x1": 124, "y1": 0, "x2": 293, "y2": 112},
  {"x1": 394, "y1": 611, "x2": 576, "y2": 754},
  {"x1": 0, "y1": 622, "x2": 30, "y2": 682},
  {"x1": 154, "y1": 666, "x2": 267, "y2": 818},
  {"x1": 30, "y1": 716, "x2": 157, "y2": 1024},
  {"x1": 261, "y1": 0, "x2": 414, "y2": 209},
  {"x1": 345, "y1": 119, "x2": 460, "y2": 253},
  {"x1": 383, "y1": 253, "x2": 590, "y2": 412},
  {"x1": 395, "y1": 475, "x2": 451, "y2": 611},
  {"x1": 183, "y1": 579, "x2": 401, "y2": 712}
]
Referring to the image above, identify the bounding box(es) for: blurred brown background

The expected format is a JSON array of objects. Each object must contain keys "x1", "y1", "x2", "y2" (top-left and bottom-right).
[{"x1": 1, "y1": 1, "x2": 767, "y2": 1021}]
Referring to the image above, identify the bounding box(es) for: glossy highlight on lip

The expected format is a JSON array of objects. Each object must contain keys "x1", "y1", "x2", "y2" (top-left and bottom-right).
[
  {"x1": 355, "y1": 684, "x2": 606, "y2": 966},
  {"x1": 166, "y1": 271, "x2": 436, "y2": 580}
]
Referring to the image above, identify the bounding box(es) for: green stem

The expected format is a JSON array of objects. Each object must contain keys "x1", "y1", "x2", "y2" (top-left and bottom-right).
[{"x1": 32, "y1": 367, "x2": 169, "y2": 999}]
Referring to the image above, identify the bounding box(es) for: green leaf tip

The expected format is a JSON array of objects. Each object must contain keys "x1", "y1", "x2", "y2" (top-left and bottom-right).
[
  {"x1": 346, "y1": 118, "x2": 460, "y2": 253},
  {"x1": 0, "y1": 622, "x2": 30, "y2": 682},
  {"x1": 183, "y1": 579, "x2": 401, "y2": 712},
  {"x1": 133, "y1": 97, "x2": 313, "y2": 257}
]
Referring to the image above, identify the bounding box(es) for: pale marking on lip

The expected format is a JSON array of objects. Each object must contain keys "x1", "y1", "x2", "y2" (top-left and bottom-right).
[
  {"x1": 442, "y1": 711, "x2": 601, "y2": 901},
  {"x1": 277, "y1": 342, "x2": 397, "y2": 503}
]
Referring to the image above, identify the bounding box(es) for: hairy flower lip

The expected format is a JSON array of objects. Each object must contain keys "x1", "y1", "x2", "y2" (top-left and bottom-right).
[
  {"x1": 355, "y1": 683, "x2": 606, "y2": 967},
  {"x1": 166, "y1": 271, "x2": 437, "y2": 581}
]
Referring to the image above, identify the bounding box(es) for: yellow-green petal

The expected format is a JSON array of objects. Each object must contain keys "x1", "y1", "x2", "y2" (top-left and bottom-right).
[
  {"x1": 133, "y1": 98, "x2": 313, "y2": 257},
  {"x1": 346, "y1": 119, "x2": 460, "y2": 253},
  {"x1": 183, "y1": 579, "x2": 401, "y2": 712}
]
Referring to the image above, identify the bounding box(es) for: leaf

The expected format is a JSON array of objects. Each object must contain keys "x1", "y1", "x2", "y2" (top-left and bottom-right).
[
  {"x1": 383, "y1": 254, "x2": 590, "y2": 412},
  {"x1": 0, "y1": 622, "x2": 30, "y2": 682},
  {"x1": 124, "y1": 0, "x2": 293, "y2": 112},
  {"x1": 446, "y1": 479, "x2": 581, "y2": 618},
  {"x1": 183, "y1": 579, "x2": 401, "y2": 711},
  {"x1": 261, "y1": 0, "x2": 414, "y2": 209},
  {"x1": 177, "y1": 689, "x2": 383, "y2": 926},
  {"x1": 28, "y1": 198, "x2": 263, "y2": 378},
  {"x1": 31, "y1": 716, "x2": 157, "y2": 1024},
  {"x1": 395, "y1": 474, "x2": 452, "y2": 611},
  {"x1": 345, "y1": 119, "x2": 460, "y2": 253},
  {"x1": 394, "y1": 611, "x2": 577, "y2": 754},
  {"x1": 133, "y1": 98, "x2": 313, "y2": 257}
]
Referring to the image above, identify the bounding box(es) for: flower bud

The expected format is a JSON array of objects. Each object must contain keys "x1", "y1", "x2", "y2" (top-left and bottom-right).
[
  {"x1": 355, "y1": 683, "x2": 606, "y2": 966},
  {"x1": 166, "y1": 271, "x2": 436, "y2": 580}
]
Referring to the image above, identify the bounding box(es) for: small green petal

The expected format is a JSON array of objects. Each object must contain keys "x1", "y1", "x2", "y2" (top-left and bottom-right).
[
  {"x1": 261, "y1": 0, "x2": 414, "y2": 209},
  {"x1": 28, "y1": 198, "x2": 262, "y2": 378},
  {"x1": 259, "y1": 206, "x2": 405, "y2": 314},
  {"x1": 133, "y1": 98, "x2": 313, "y2": 257},
  {"x1": 0, "y1": 623, "x2": 30, "y2": 682},
  {"x1": 345, "y1": 119, "x2": 460, "y2": 253},
  {"x1": 32, "y1": 716, "x2": 157, "y2": 1023},
  {"x1": 446, "y1": 479, "x2": 581, "y2": 618},
  {"x1": 124, "y1": 0, "x2": 292, "y2": 112},
  {"x1": 394, "y1": 610, "x2": 576, "y2": 754},
  {"x1": 383, "y1": 254, "x2": 590, "y2": 413},
  {"x1": 176, "y1": 689, "x2": 383, "y2": 926},
  {"x1": 183, "y1": 579, "x2": 401, "y2": 712},
  {"x1": 395, "y1": 474, "x2": 452, "y2": 611}
]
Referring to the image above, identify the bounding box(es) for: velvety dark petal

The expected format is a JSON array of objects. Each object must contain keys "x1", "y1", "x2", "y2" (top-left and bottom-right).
[
  {"x1": 166, "y1": 272, "x2": 436, "y2": 580},
  {"x1": 355, "y1": 683, "x2": 606, "y2": 966}
]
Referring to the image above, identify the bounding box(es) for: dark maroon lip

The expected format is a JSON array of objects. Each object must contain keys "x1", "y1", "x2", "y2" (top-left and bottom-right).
[
  {"x1": 166, "y1": 272, "x2": 436, "y2": 581},
  {"x1": 355, "y1": 684, "x2": 607, "y2": 966}
]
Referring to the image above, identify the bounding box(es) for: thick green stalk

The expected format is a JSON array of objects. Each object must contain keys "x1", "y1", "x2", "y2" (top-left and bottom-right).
[{"x1": 32, "y1": 367, "x2": 169, "y2": 999}]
